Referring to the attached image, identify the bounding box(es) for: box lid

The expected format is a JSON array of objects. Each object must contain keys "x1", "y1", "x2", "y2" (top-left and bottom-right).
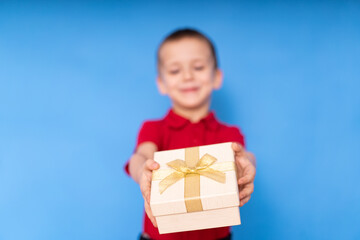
[{"x1": 150, "y1": 142, "x2": 240, "y2": 217}]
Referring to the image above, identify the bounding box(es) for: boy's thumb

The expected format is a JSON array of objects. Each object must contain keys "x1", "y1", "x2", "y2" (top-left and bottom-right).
[
  {"x1": 151, "y1": 161, "x2": 160, "y2": 170},
  {"x1": 146, "y1": 159, "x2": 159, "y2": 170}
]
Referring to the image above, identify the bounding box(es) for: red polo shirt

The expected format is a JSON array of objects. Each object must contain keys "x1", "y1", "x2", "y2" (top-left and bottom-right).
[{"x1": 125, "y1": 109, "x2": 245, "y2": 240}]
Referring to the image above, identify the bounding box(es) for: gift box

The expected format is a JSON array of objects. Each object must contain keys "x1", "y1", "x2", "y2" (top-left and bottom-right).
[{"x1": 150, "y1": 142, "x2": 241, "y2": 234}]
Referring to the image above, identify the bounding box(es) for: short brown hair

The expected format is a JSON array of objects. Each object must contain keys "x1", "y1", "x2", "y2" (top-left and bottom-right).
[{"x1": 157, "y1": 28, "x2": 218, "y2": 69}]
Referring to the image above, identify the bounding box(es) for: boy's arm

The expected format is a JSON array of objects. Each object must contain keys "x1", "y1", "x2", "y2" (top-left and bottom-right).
[
  {"x1": 128, "y1": 141, "x2": 158, "y2": 183},
  {"x1": 128, "y1": 141, "x2": 160, "y2": 227}
]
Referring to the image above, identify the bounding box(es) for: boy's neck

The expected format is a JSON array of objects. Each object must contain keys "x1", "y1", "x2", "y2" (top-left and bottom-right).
[{"x1": 172, "y1": 102, "x2": 210, "y2": 123}]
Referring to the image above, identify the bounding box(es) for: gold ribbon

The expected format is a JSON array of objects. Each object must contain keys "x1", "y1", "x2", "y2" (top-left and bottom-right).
[{"x1": 153, "y1": 147, "x2": 235, "y2": 212}]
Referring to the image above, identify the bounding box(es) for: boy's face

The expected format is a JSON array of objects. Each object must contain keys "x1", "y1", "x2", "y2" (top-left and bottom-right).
[{"x1": 157, "y1": 37, "x2": 222, "y2": 110}]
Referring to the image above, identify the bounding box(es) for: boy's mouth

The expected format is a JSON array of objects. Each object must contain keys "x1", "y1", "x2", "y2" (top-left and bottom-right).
[{"x1": 180, "y1": 86, "x2": 200, "y2": 93}]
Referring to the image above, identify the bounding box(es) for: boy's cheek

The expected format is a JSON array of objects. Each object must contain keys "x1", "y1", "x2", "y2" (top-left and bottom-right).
[{"x1": 162, "y1": 75, "x2": 180, "y2": 86}]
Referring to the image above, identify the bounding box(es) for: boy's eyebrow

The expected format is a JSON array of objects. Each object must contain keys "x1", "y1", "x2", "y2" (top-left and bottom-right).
[
  {"x1": 192, "y1": 58, "x2": 209, "y2": 63},
  {"x1": 163, "y1": 62, "x2": 181, "y2": 68},
  {"x1": 164, "y1": 57, "x2": 211, "y2": 66}
]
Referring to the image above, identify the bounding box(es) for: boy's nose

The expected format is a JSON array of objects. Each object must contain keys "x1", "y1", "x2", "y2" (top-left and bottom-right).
[{"x1": 183, "y1": 69, "x2": 194, "y2": 82}]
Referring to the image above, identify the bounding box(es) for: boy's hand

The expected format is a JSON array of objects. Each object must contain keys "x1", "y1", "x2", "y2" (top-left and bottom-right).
[
  {"x1": 232, "y1": 142, "x2": 256, "y2": 207},
  {"x1": 139, "y1": 159, "x2": 160, "y2": 228}
]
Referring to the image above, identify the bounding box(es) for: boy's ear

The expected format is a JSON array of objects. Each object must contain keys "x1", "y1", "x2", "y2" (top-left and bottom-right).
[
  {"x1": 213, "y1": 69, "x2": 223, "y2": 90},
  {"x1": 156, "y1": 76, "x2": 167, "y2": 95}
]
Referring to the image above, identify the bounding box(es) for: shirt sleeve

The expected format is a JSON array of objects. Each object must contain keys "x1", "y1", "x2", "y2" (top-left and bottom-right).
[
  {"x1": 124, "y1": 121, "x2": 162, "y2": 176},
  {"x1": 225, "y1": 126, "x2": 246, "y2": 149},
  {"x1": 136, "y1": 121, "x2": 162, "y2": 149}
]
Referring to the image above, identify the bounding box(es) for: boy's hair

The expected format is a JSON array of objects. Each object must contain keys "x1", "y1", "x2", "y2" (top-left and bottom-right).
[{"x1": 157, "y1": 28, "x2": 218, "y2": 69}]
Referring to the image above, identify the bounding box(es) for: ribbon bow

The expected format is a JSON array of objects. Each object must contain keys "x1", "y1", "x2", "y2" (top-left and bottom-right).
[{"x1": 159, "y1": 153, "x2": 226, "y2": 194}]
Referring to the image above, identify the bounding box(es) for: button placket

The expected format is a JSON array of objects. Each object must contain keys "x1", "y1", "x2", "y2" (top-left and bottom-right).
[{"x1": 191, "y1": 122, "x2": 203, "y2": 146}]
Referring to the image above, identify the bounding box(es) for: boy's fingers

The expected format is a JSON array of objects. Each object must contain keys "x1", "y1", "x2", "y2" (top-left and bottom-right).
[
  {"x1": 231, "y1": 142, "x2": 241, "y2": 151},
  {"x1": 142, "y1": 174, "x2": 156, "y2": 227},
  {"x1": 239, "y1": 183, "x2": 254, "y2": 199},
  {"x1": 232, "y1": 142, "x2": 244, "y2": 155},
  {"x1": 246, "y1": 152, "x2": 256, "y2": 163},
  {"x1": 240, "y1": 195, "x2": 251, "y2": 207},
  {"x1": 236, "y1": 156, "x2": 251, "y2": 169},
  {"x1": 140, "y1": 175, "x2": 152, "y2": 204},
  {"x1": 141, "y1": 185, "x2": 150, "y2": 204},
  {"x1": 145, "y1": 190, "x2": 150, "y2": 204},
  {"x1": 144, "y1": 201, "x2": 157, "y2": 228},
  {"x1": 238, "y1": 167, "x2": 256, "y2": 185},
  {"x1": 235, "y1": 151, "x2": 256, "y2": 170},
  {"x1": 237, "y1": 158, "x2": 256, "y2": 178}
]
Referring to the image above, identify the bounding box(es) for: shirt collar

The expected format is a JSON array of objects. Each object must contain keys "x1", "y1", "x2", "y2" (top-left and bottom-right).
[{"x1": 164, "y1": 109, "x2": 220, "y2": 130}]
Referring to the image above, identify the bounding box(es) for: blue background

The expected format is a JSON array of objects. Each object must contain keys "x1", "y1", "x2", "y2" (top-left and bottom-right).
[{"x1": 1, "y1": 1, "x2": 359, "y2": 239}]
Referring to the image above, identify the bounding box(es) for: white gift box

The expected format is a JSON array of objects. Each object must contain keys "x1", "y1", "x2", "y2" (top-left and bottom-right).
[{"x1": 150, "y1": 142, "x2": 241, "y2": 234}]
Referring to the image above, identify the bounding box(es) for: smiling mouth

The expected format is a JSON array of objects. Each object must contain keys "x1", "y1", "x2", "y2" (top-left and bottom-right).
[{"x1": 180, "y1": 87, "x2": 199, "y2": 93}]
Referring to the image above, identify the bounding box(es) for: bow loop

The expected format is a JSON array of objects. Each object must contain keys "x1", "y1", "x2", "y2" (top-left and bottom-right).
[
  {"x1": 196, "y1": 153, "x2": 217, "y2": 169},
  {"x1": 167, "y1": 159, "x2": 188, "y2": 172},
  {"x1": 159, "y1": 153, "x2": 226, "y2": 194}
]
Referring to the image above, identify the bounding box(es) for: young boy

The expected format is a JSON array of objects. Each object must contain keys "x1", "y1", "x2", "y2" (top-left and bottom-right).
[{"x1": 125, "y1": 29, "x2": 256, "y2": 240}]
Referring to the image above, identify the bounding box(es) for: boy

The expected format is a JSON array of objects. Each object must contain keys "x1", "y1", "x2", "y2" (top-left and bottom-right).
[{"x1": 125, "y1": 29, "x2": 256, "y2": 240}]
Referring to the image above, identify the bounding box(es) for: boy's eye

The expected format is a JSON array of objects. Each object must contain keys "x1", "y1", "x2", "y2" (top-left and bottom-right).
[
  {"x1": 194, "y1": 66, "x2": 204, "y2": 71},
  {"x1": 169, "y1": 69, "x2": 180, "y2": 75}
]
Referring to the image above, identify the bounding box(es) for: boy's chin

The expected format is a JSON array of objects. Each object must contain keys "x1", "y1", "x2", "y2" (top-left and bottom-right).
[{"x1": 174, "y1": 100, "x2": 209, "y2": 110}]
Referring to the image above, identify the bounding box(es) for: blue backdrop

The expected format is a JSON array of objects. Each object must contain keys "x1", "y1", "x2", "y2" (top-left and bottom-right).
[{"x1": 1, "y1": 1, "x2": 359, "y2": 239}]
